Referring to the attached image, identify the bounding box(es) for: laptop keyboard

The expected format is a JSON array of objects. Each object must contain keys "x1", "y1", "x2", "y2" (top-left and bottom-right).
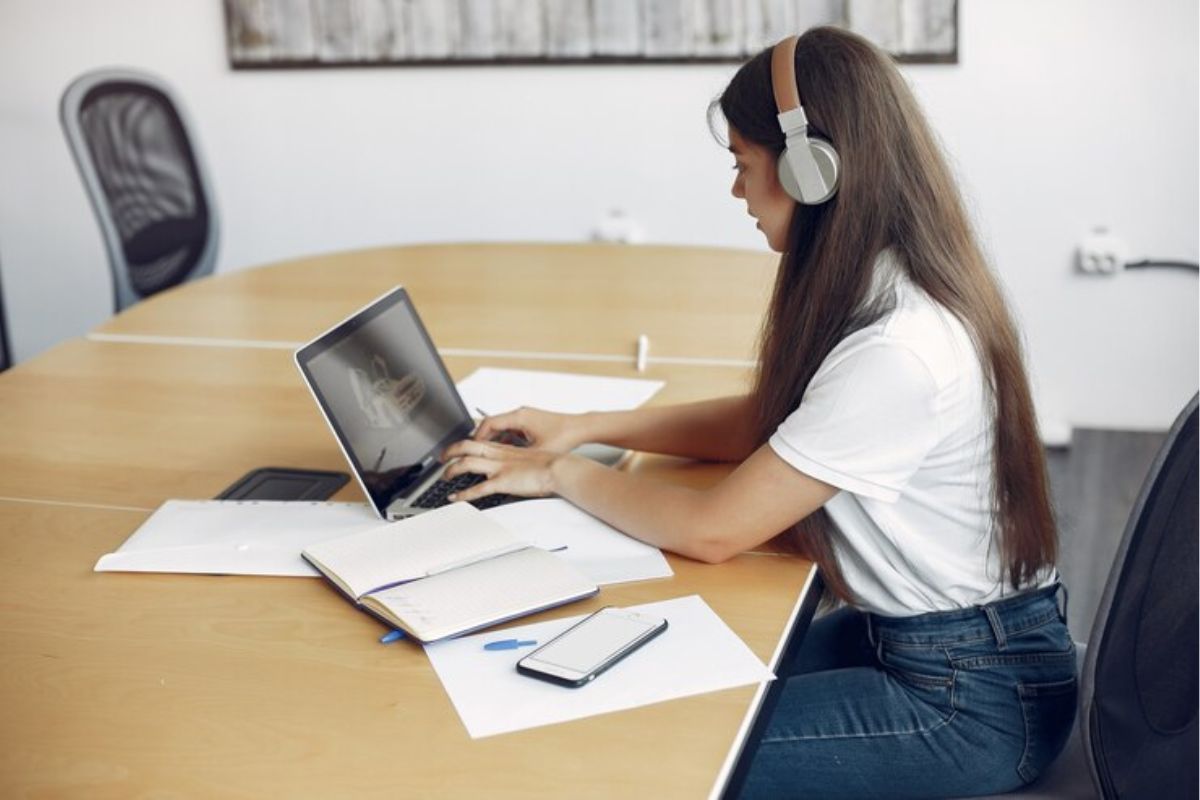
[{"x1": 412, "y1": 472, "x2": 523, "y2": 511}]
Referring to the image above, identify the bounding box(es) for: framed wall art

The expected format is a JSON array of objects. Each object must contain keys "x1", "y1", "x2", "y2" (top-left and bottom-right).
[{"x1": 224, "y1": 0, "x2": 958, "y2": 68}]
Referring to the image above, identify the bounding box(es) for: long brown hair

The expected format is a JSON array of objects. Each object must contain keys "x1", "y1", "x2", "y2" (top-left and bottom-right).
[{"x1": 715, "y1": 27, "x2": 1056, "y2": 604}]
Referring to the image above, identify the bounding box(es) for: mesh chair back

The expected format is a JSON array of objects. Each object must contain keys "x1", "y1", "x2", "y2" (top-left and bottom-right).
[
  {"x1": 0, "y1": 257, "x2": 10, "y2": 372},
  {"x1": 1081, "y1": 393, "x2": 1198, "y2": 798},
  {"x1": 60, "y1": 69, "x2": 218, "y2": 312}
]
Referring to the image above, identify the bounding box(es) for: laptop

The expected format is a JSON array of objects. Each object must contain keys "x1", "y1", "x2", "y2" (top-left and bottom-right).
[{"x1": 295, "y1": 286, "x2": 525, "y2": 521}]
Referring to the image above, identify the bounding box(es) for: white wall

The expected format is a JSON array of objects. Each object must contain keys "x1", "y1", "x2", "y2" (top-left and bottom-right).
[{"x1": 0, "y1": 0, "x2": 1196, "y2": 430}]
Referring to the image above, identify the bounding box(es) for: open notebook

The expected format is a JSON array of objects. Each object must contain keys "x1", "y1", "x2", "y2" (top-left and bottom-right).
[{"x1": 302, "y1": 503, "x2": 598, "y2": 642}]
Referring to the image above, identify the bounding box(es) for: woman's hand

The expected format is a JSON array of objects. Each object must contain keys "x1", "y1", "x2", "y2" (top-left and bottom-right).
[
  {"x1": 474, "y1": 407, "x2": 586, "y2": 454},
  {"x1": 441, "y1": 438, "x2": 576, "y2": 502}
]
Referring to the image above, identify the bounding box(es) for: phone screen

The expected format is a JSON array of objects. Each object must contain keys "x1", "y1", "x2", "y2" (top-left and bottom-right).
[{"x1": 532, "y1": 611, "x2": 661, "y2": 674}]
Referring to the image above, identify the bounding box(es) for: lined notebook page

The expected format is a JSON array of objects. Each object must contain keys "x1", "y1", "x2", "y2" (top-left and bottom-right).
[
  {"x1": 365, "y1": 547, "x2": 597, "y2": 642},
  {"x1": 302, "y1": 503, "x2": 524, "y2": 599}
]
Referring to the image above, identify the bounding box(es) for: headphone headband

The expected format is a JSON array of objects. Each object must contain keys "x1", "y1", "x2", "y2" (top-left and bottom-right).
[{"x1": 771, "y1": 35, "x2": 802, "y2": 117}]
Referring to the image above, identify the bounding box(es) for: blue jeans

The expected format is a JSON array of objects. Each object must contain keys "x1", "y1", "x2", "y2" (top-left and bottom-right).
[{"x1": 739, "y1": 584, "x2": 1078, "y2": 799}]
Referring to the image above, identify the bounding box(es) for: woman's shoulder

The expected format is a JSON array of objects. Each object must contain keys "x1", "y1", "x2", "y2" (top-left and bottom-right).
[{"x1": 833, "y1": 275, "x2": 979, "y2": 393}]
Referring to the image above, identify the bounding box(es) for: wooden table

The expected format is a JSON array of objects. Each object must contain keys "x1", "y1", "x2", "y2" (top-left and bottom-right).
[
  {"x1": 93, "y1": 242, "x2": 777, "y2": 363},
  {"x1": 0, "y1": 243, "x2": 816, "y2": 799}
]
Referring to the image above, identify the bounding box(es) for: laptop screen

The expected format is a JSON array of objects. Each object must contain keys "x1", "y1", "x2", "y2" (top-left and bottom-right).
[{"x1": 295, "y1": 287, "x2": 473, "y2": 516}]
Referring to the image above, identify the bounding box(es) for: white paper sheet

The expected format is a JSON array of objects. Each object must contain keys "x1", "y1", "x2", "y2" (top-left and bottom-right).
[
  {"x1": 456, "y1": 367, "x2": 664, "y2": 416},
  {"x1": 423, "y1": 595, "x2": 774, "y2": 738},
  {"x1": 483, "y1": 498, "x2": 672, "y2": 585},
  {"x1": 93, "y1": 496, "x2": 673, "y2": 587},
  {"x1": 94, "y1": 500, "x2": 384, "y2": 576}
]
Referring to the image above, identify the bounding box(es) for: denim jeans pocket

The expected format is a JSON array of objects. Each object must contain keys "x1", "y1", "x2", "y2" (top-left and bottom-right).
[
  {"x1": 1016, "y1": 675, "x2": 1078, "y2": 783},
  {"x1": 877, "y1": 643, "x2": 957, "y2": 726},
  {"x1": 878, "y1": 643, "x2": 953, "y2": 686}
]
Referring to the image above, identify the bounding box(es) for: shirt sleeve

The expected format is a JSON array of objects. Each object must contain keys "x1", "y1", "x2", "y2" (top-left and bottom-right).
[{"x1": 768, "y1": 340, "x2": 941, "y2": 502}]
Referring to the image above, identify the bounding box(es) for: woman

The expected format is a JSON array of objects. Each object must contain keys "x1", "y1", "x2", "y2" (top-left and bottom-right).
[{"x1": 443, "y1": 27, "x2": 1076, "y2": 798}]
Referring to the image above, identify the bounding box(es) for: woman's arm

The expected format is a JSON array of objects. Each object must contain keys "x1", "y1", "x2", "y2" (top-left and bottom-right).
[
  {"x1": 477, "y1": 395, "x2": 760, "y2": 463},
  {"x1": 441, "y1": 439, "x2": 837, "y2": 563},
  {"x1": 578, "y1": 395, "x2": 759, "y2": 462}
]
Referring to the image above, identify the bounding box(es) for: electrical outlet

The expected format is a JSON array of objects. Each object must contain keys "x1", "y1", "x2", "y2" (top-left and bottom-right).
[
  {"x1": 1077, "y1": 227, "x2": 1128, "y2": 275},
  {"x1": 591, "y1": 208, "x2": 645, "y2": 244}
]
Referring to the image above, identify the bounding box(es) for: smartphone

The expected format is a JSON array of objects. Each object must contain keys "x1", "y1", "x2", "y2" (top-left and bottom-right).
[{"x1": 516, "y1": 606, "x2": 668, "y2": 688}]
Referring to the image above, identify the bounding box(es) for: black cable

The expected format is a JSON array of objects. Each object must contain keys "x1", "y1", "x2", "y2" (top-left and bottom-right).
[{"x1": 1125, "y1": 259, "x2": 1200, "y2": 272}]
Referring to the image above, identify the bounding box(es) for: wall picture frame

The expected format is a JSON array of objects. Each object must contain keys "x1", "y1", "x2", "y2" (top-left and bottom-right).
[{"x1": 223, "y1": 0, "x2": 958, "y2": 68}]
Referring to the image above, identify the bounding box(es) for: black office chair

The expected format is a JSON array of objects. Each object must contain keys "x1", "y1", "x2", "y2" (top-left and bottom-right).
[
  {"x1": 1080, "y1": 392, "x2": 1198, "y2": 797},
  {"x1": 59, "y1": 68, "x2": 219, "y2": 313},
  {"x1": 973, "y1": 392, "x2": 1199, "y2": 799},
  {"x1": 0, "y1": 256, "x2": 12, "y2": 372}
]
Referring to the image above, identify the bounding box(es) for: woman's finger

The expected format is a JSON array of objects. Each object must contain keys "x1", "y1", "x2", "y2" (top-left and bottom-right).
[
  {"x1": 444, "y1": 438, "x2": 497, "y2": 461},
  {"x1": 442, "y1": 455, "x2": 499, "y2": 480},
  {"x1": 473, "y1": 410, "x2": 520, "y2": 441},
  {"x1": 472, "y1": 419, "x2": 498, "y2": 442},
  {"x1": 448, "y1": 478, "x2": 500, "y2": 503}
]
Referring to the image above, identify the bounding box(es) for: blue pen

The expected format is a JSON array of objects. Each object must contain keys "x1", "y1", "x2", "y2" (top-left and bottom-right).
[
  {"x1": 379, "y1": 629, "x2": 406, "y2": 644},
  {"x1": 483, "y1": 638, "x2": 538, "y2": 651}
]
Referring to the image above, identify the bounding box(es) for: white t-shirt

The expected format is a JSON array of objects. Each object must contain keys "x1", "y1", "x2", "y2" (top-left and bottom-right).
[{"x1": 768, "y1": 255, "x2": 1052, "y2": 617}]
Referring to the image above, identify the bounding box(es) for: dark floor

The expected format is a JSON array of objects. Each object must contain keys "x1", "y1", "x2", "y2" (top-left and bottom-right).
[{"x1": 1046, "y1": 427, "x2": 1168, "y2": 638}]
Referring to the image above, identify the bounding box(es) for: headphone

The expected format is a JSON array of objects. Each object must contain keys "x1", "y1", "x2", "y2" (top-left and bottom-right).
[{"x1": 771, "y1": 35, "x2": 840, "y2": 205}]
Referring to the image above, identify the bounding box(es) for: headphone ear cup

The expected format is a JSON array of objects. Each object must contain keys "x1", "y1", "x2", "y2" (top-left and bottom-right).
[
  {"x1": 777, "y1": 147, "x2": 805, "y2": 203},
  {"x1": 777, "y1": 137, "x2": 841, "y2": 205},
  {"x1": 805, "y1": 137, "x2": 840, "y2": 204}
]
